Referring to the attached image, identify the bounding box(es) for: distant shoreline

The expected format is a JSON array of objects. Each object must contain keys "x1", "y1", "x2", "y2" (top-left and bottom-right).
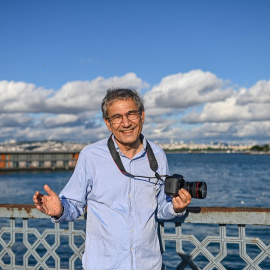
[
  {"x1": 164, "y1": 149, "x2": 270, "y2": 155},
  {"x1": 1, "y1": 150, "x2": 269, "y2": 172}
]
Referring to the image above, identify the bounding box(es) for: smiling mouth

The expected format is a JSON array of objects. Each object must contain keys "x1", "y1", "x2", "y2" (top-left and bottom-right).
[{"x1": 121, "y1": 129, "x2": 135, "y2": 134}]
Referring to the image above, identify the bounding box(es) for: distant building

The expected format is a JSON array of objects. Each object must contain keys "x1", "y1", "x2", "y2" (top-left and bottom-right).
[{"x1": 0, "y1": 151, "x2": 80, "y2": 171}]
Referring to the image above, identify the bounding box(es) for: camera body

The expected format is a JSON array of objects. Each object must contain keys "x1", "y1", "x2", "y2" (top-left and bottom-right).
[{"x1": 165, "y1": 174, "x2": 207, "y2": 199}]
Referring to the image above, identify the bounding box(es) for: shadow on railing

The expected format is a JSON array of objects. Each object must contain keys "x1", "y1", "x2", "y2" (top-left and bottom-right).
[{"x1": 0, "y1": 205, "x2": 270, "y2": 270}]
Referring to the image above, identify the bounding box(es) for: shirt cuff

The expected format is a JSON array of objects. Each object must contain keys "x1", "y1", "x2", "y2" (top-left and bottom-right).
[
  {"x1": 51, "y1": 205, "x2": 65, "y2": 223},
  {"x1": 168, "y1": 203, "x2": 186, "y2": 217}
]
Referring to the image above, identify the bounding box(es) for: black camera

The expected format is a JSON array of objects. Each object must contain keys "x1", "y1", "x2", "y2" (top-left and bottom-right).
[{"x1": 165, "y1": 174, "x2": 207, "y2": 199}]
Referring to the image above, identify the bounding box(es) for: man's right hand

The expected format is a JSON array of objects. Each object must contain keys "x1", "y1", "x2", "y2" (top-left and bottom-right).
[{"x1": 33, "y1": 184, "x2": 63, "y2": 218}]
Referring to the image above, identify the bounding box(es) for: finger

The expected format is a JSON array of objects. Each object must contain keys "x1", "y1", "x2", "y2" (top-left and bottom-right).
[
  {"x1": 177, "y1": 191, "x2": 187, "y2": 204},
  {"x1": 33, "y1": 194, "x2": 39, "y2": 203},
  {"x1": 34, "y1": 194, "x2": 45, "y2": 207},
  {"x1": 172, "y1": 196, "x2": 186, "y2": 213},
  {"x1": 179, "y1": 188, "x2": 192, "y2": 200},
  {"x1": 33, "y1": 192, "x2": 42, "y2": 200},
  {"x1": 33, "y1": 190, "x2": 40, "y2": 198},
  {"x1": 36, "y1": 197, "x2": 42, "y2": 203},
  {"x1": 176, "y1": 191, "x2": 191, "y2": 207},
  {"x1": 33, "y1": 191, "x2": 39, "y2": 199},
  {"x1": 178, "y1": 190, "x2": 190, "y2": 204},
  {"x1": 179, "y1": 190, "x2": 192, "y2": 206},
  {"x1": 34, "y1": 197, "x2": 41, "y2": 206},
  {"x1": 173, "y1": 195, "x2": 185, "y2": 207},
  {"x1": 44, "y1": 184, "x2": 55, "y2": 196}
]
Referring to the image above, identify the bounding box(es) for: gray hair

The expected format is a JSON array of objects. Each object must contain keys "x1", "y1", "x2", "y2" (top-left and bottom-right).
[{"x1": 101, "y1": 88, "x2": 144, "y2": 119}]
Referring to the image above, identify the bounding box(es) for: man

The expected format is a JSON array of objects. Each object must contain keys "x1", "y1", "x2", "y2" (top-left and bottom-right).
[{"x1": 33, "y1": 88, "x2": 191, "y2": 270}]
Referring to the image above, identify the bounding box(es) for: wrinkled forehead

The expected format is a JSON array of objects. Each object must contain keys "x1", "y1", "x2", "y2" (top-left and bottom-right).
[
  {"x1": 106, "y1": 98, "x2": 139, "y2": 115},
  {"x1": 106, "y1": 96, "x2": 135, "y2": 106}
]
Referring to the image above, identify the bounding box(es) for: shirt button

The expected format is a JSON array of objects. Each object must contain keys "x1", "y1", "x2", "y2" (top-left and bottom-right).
[
  {"x1": 132, "y1": 229, "x2": 134, "y2": 233},
  {"x1": 131, "y1": 248, "x2": 133, "y2": 251},
  {"x1": 129, "y1": 194, "x2": 132, "y2": 198}
]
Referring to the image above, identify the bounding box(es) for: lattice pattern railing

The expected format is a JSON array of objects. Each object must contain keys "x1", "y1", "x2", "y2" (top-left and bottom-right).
[
  {"x1": 0, "y1": 205, "x2": 86, "y2": 270},
  {"x1": 159, "y1": 223, "x2": 270, "y2": 270},
  {"x1": 158, "y1": 207, "x2": 270, "y2": 270},
  {"x1": 0, "y1": 205, "x2": 270, "y2": 270},
  {"x1": 0, "y1": 218, "x2": 85, "y2": 270}
]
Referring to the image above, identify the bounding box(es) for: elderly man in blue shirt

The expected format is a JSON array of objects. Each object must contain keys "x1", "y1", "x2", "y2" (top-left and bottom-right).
[{"x1": 33, "y1": 88, "x2": 191, "y2": 270}]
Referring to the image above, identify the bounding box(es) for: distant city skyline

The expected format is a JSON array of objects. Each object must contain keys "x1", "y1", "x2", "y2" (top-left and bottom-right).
[
  {"x1": 0, "y1": 139, "x2": 263, "y2": 154},
  {"x1": 1, "y1": 1, "x2": 270, "y2": 145}
]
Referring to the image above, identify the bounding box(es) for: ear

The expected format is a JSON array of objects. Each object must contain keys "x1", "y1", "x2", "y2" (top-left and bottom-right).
[
  {"x1": 104, "y1": 118, "x2": 112, "y2": 132},
  {"x1": 141, "y1": 110, "x2": 145, "y2": 124}
]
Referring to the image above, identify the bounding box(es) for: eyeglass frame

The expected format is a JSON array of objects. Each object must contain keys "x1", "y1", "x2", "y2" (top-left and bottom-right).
[{"x1": 106, "y1": 110, "x2": 142, "y2": 124}]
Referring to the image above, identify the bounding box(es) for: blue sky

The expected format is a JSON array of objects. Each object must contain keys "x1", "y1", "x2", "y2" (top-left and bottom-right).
[{"x1": 1, "y1": 0, "x2": 270, "y2": 144}]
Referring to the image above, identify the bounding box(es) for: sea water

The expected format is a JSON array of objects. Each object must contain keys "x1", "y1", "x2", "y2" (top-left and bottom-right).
[
  {"x1": 164, "y1": 153, "x2": 270, "y2": 269},
  {"x1": 0, "y1": 153, "x2": 269, "y2": 269}
]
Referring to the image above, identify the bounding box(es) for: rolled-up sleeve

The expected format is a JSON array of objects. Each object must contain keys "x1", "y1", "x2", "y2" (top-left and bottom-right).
[{"x1": 52, "y1": 148, "x2": 92, "y2": 223}]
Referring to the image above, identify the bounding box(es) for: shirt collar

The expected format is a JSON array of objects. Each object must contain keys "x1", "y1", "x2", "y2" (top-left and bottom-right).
[{"x1": 110, "y1": 134, "x2": 147, "y2": 158}]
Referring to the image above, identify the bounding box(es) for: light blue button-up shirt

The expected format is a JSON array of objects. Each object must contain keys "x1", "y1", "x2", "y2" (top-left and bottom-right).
[{"x1": 53, "y1": 135, "x2": 184, "y2": 270}]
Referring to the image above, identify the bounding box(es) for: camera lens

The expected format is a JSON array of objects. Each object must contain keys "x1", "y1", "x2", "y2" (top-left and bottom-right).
[
  {"x1": 183, "y1": 181, "x2": 207, "y2": 199},
  {"x1": 197, "y1": 182, "x2": 207, "y2": 199}
]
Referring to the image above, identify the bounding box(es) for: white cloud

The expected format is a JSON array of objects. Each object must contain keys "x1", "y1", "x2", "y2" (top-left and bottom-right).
[
  {"x1": 0, "y1": 71, "x2": 269, "y2": 144},
  {"x1": 143, "y1": 123, "x2": 186, "y2": 144},
  {"x1": 0, "y1": 80, "x2": 53, "y2": 113},
  {"x1": 144, "y1": 70, "x2": 233, "y2": 115},
  {"x1": 144, "y1": 120, "x2": 270, "y2": 144},
  {"x1": 42, "y1": 114, "x2": 83, "y2": 128},
  {"x1": 46, "y1": 73, "x2": 149, "y2": 114},
  {"x1": 40, "y1": 112, "x2": 101, "y2": 129},
  {"x1": 191, "y1": 121, "x2": 270, "y2": 142},
  {"x1": 0, "y1": 73, "x2": 149, "y2": 143},
  {"x1": 234, "y1": 121, "x2": 270, "y2": 138},
  {"x1": 5, "y1": 124, "x2": 110, "y2": 143},
  {"x1": 237, "y1": 80, "x2": 270, "y2": 105},
  {"x1": 182, "y1": 79, "x2": 270, "y2": 123},
  {"x1": 0, "y1": 73, "x2": 148, "y2": 114},
  {"x1": 0, "y1": 113, "x2": 33, "y2": 127}
]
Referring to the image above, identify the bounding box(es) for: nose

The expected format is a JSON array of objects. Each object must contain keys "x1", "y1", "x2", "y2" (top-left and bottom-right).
[{"x1": 121, "y1": 115, "x2": 131, "y2": 127}]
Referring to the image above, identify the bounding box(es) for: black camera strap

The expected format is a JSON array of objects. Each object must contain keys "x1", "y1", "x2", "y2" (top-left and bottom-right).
[{"x1": 107, "y1": 134, "x2": 162, "y2": 181}]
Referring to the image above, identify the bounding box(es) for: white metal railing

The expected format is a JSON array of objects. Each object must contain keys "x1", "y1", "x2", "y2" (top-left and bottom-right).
[{"x1": 0, "y1": 205, "x2": 270, "y2": 270}]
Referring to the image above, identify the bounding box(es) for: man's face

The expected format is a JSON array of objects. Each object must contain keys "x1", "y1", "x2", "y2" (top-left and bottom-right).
[{"x1": 104, "y1": 98, "x2": 145, "y2": 149}]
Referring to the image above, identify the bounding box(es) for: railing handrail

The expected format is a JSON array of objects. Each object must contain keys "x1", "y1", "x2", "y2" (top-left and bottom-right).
[
  {"x1": 0, "y1": 204, "x2": 85, "y2": 220},
  {"x1": 1, "y1": 204, "x2": 270, "y2": 225},
  {"x1": 1, "y1": 205, "x2": 270, "y2": 269}
]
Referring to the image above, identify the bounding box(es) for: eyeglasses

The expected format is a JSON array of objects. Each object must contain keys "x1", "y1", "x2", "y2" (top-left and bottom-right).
[{"x1": 107, "y1": 110, "x2": 141, "y2": 124}]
